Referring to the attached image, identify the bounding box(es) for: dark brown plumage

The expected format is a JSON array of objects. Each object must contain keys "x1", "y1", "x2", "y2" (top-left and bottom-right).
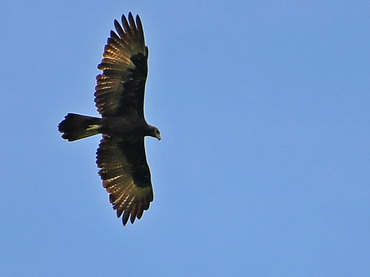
[{"x1": 58, "y1": 13, "x2": 160, "y2": 226}]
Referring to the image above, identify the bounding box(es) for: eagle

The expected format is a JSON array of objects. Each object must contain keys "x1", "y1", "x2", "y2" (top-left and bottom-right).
[{"x1": 58, "y1": 13, "x2": 160, "y2": 226}]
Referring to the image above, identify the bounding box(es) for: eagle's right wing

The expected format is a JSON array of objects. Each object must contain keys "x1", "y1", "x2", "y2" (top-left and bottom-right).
[{"x1": 94, "y1": 13, "x2": 148, "y2": 118}]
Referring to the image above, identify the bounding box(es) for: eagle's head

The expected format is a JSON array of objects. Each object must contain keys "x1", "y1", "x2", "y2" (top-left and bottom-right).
[{"x1": 148, "y1": 125, "x2": 161, "y2": 140}]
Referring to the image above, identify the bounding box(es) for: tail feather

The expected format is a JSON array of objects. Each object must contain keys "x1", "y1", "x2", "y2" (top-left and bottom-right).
[{"x1": 58, "y1": 113, "x2": 101, "y2": 141}]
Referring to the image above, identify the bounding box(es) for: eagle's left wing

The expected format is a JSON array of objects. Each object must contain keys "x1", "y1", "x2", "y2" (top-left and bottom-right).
[{"x1": 96, "y1": 136, "x2": 154, "y2": 225}]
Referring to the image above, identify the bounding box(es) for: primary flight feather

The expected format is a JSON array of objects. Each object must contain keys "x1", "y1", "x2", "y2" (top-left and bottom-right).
[{"x1": 58, "y1": 13, "x2": 160, "y2": 226}]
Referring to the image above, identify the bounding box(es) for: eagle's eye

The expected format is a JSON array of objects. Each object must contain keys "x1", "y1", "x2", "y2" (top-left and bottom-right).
[{"x1": 153, "y1": 128, "x2": 161, "y2": 140}]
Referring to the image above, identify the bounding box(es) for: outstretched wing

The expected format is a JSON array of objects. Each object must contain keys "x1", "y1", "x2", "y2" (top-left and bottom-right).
[
  {"x1": 96, "y1": 137, "x2": 154, "y2": 225},
  {"x1": 95, "y1": 13, "x2": 148, "y2": 118}
]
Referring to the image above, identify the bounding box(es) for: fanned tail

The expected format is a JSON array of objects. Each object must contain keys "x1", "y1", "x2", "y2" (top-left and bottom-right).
[{"x1": 58, "y1": 113, "x2": 101, "y2": 141}]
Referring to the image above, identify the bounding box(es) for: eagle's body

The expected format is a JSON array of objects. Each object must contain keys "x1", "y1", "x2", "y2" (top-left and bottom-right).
[
  {"x1": 100, "y1": 116, "x2": 156, "y2": 138},
  {"x1": 58, "y1": 13, "x2": 160, "y2": 226}
]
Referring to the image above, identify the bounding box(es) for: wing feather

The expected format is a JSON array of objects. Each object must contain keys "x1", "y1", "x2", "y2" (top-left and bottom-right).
[
  {"x1": 122, "y1": 14, "x2": 133, "y2": 37},
  {"x1": 96, "y1": 137, "x2": 154, "y2": 225},
  {"x1": 114, "y1": 20, "x2": 126, "y2": 39},
  {"x1": 95, "y1": 13, "x2": 148, "y2": 118}
]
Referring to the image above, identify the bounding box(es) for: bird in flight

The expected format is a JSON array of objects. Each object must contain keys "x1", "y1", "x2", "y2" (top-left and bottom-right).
[{"x1": 58, "y1": 13, "x2": 160, "y2": 226}]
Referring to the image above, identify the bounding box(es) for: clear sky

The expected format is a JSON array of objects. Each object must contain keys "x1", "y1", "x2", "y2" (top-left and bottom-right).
[{"x1": 1, "y1": 0, "x2": 370, "y2": 276}]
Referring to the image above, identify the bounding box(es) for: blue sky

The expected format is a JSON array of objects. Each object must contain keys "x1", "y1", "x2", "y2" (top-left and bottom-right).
[{"x1": 1, "y1": 0, "x2": 370, "y2": 276}]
